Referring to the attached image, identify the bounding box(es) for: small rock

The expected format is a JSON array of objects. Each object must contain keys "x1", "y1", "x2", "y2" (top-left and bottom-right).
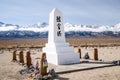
[
  {"x1": 49, "y1": 69, "x2": 56, "y2": 78},
  {"x1": 117, "y1": 60, "x2": 120, "y2": 65},
  {"x1": 112, "y1": 60, "x2": 117, "y2": 65},
  {"x1": 83, "y1": 52, "x2": 90, "y2": 59},
  {"x1": 43, "y1": 75, "x2": 49, "y2": 80},
  {"x1": 33, "y1": 73, "x2": 42, "y2": 80},
  {"x1": 99, "y1": 59, "x2": 102, "y2": 61}
]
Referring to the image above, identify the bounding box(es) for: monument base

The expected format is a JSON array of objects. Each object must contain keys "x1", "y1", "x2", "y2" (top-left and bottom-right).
[{"x1": 43, "y1": 42, "x2": 80, "y2": 65}]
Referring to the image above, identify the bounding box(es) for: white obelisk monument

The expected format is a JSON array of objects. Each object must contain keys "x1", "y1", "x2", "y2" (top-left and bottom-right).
[{"x1": 43, "y1": 8, "x2": 80, "y2": 65}]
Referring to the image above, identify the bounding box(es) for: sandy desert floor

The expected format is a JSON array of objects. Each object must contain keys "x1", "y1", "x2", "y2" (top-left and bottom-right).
[{"x1": 0, "y1": 46, "x2": 120, "y2": 80}]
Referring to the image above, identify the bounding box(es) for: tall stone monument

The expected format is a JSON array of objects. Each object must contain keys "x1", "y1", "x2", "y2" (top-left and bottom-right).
[{"x1": 43, "y1": 8, "x2": 80, "y2": 65}]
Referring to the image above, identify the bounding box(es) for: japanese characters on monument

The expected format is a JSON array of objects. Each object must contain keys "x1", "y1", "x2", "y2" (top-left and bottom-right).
[{"x1": 56, "y1": 16, "x2": 62, "y2": 37}]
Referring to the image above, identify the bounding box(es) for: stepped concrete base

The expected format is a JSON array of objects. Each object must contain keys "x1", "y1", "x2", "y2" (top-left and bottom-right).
[{"x1": 43, "y1": 43, "x2": 80, "y2": 65}]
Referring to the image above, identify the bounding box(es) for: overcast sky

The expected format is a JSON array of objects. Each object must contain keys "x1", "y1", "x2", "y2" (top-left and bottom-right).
[{"x1": 0, "y1": 0, "x2": 120, "y2": 26}]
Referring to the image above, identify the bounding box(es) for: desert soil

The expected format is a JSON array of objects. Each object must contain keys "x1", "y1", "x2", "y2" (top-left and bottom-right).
[{"x1": 0, "y1": 46, "x2": 120, "y2": 80}]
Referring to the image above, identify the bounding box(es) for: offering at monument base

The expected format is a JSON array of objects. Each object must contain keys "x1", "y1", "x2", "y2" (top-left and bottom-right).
[{"x1": 40, "y1": 53, "x2": 48, "y2": 76}]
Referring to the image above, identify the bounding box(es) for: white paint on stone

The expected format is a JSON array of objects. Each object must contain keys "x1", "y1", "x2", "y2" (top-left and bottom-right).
[{"x1": 43, "y1": 8, "x2": 80, "y2": 65}]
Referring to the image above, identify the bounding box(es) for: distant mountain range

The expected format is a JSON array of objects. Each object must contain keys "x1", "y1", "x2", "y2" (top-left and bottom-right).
[{"x1": 0, "y1": 21, "x2": 120, "y2": 38}]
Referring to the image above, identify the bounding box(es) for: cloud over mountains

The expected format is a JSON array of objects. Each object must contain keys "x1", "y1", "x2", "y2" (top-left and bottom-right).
[{"x1": 0, "y1": 21, "x2": 120, "y2": 32}]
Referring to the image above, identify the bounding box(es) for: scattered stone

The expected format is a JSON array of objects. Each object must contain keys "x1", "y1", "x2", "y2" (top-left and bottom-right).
[
  {"x1": 29, "y1": 73, "x2": 34, "y2": 78},
  {"x1": 0, "y1": 50, "x2": 3, "y2": 54},
  {"x1": 42, "y1": 75, "x2": 49, "y2": 80},
  {"x1": 112, "y1": 60, "x2": 118, "y2": 65},
  {"x1": 49, "y1": 69, "x2": 56, "y2": 78},
  {"x1": 35, "y1": 61, "x2": 39, "y2": 71},
  {"x1": 117, "y1": 60, "x2": 120, "y2": 65},
  {"x1": 33, "y1": 73, "x2": 42, "y2": 80},
  {"x1": 83, "y1": 52, "x2": 90, "y2": 59},
  {"x1": 20, "y1": 63, "x2": 25, "y2": 66},
  {"x1": 19, "y1": 69, "x2": 28, "y2": 75},
  {"x1": 19, "y1": 65, "x2": 35, "y2": 74},
  {"x1": 28, "y1": 65, "x2": 36, "y2": 73},
  {"x1": 99, "y1": 59, "x2": 102, "y2": 61}
]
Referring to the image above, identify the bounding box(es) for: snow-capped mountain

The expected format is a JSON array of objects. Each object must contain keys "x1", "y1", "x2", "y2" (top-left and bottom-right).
[
  {"x1": 64, "y1": 23, "x2": 120, "y2": 32},
  {"x1": 0, "y1": 21, "x2": 120, "y2": 32},
  {"x1": 0, "y1": 22, "x2": 19, "y2": 31},
  {"x1": 0, "y1": 21, "x2": 120, "y2": 38},
  {"x1": 18, "y1": 23, "x2": 48, "y2": 32}
]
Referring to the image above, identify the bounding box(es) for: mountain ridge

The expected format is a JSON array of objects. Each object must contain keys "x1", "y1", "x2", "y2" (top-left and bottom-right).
[{"x1": 0, "y1": 21, "x2": 120, "y2": 38}]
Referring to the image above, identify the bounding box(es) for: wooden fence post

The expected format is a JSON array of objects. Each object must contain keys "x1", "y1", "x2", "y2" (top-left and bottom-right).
[
  {"x1": 12, "y1": 50, "x2": 17, "y2": 61},
  {"x1": 19, "y1": 51, "x2": 24, "y2": 63},
  {"x1": 77, "y1": 48, "x2": 81, "y2": 58},
  {"x1": 94, "y1": 48, "x2": 98, "y2": 60},
  {"x1": 26, "y1": 51, "x2": 31, "y2": 68}
]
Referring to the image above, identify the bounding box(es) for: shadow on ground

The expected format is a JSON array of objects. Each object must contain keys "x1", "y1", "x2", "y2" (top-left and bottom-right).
[{"x1": 53, "y1": 75, "x2": 69, "y2": 80}]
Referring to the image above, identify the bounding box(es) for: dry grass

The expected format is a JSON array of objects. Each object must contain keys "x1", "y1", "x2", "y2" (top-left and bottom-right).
[
  {"x1": 67, "y1": 37, "x2": 120, "y2": 47},
  {"x1": 0, "y1": 37, "x2": 120, "y2": 49}
]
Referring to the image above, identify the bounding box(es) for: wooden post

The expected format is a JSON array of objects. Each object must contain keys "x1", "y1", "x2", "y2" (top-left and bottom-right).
[
  {"x1": 94, "y1": 48, "x2": 98, "y2": 60},
  {"x1": 85, "y1": 43, "x2": 88, "y2": 49},
  {"x1": 12, "y1": 50, "x2": 17, "y2": 61},
  {"x1": 40, "y1": 53, "x2": 48, "y2": 76},
  {"x1": 77, "y1": 48, "x2": 81, "y2": 58},
  {"x1": 26, "y1": 51, "x2": 31, "y2": 68},
  {"x1": 19, "y1": 51, "x2": 24, "y2": 63}
]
